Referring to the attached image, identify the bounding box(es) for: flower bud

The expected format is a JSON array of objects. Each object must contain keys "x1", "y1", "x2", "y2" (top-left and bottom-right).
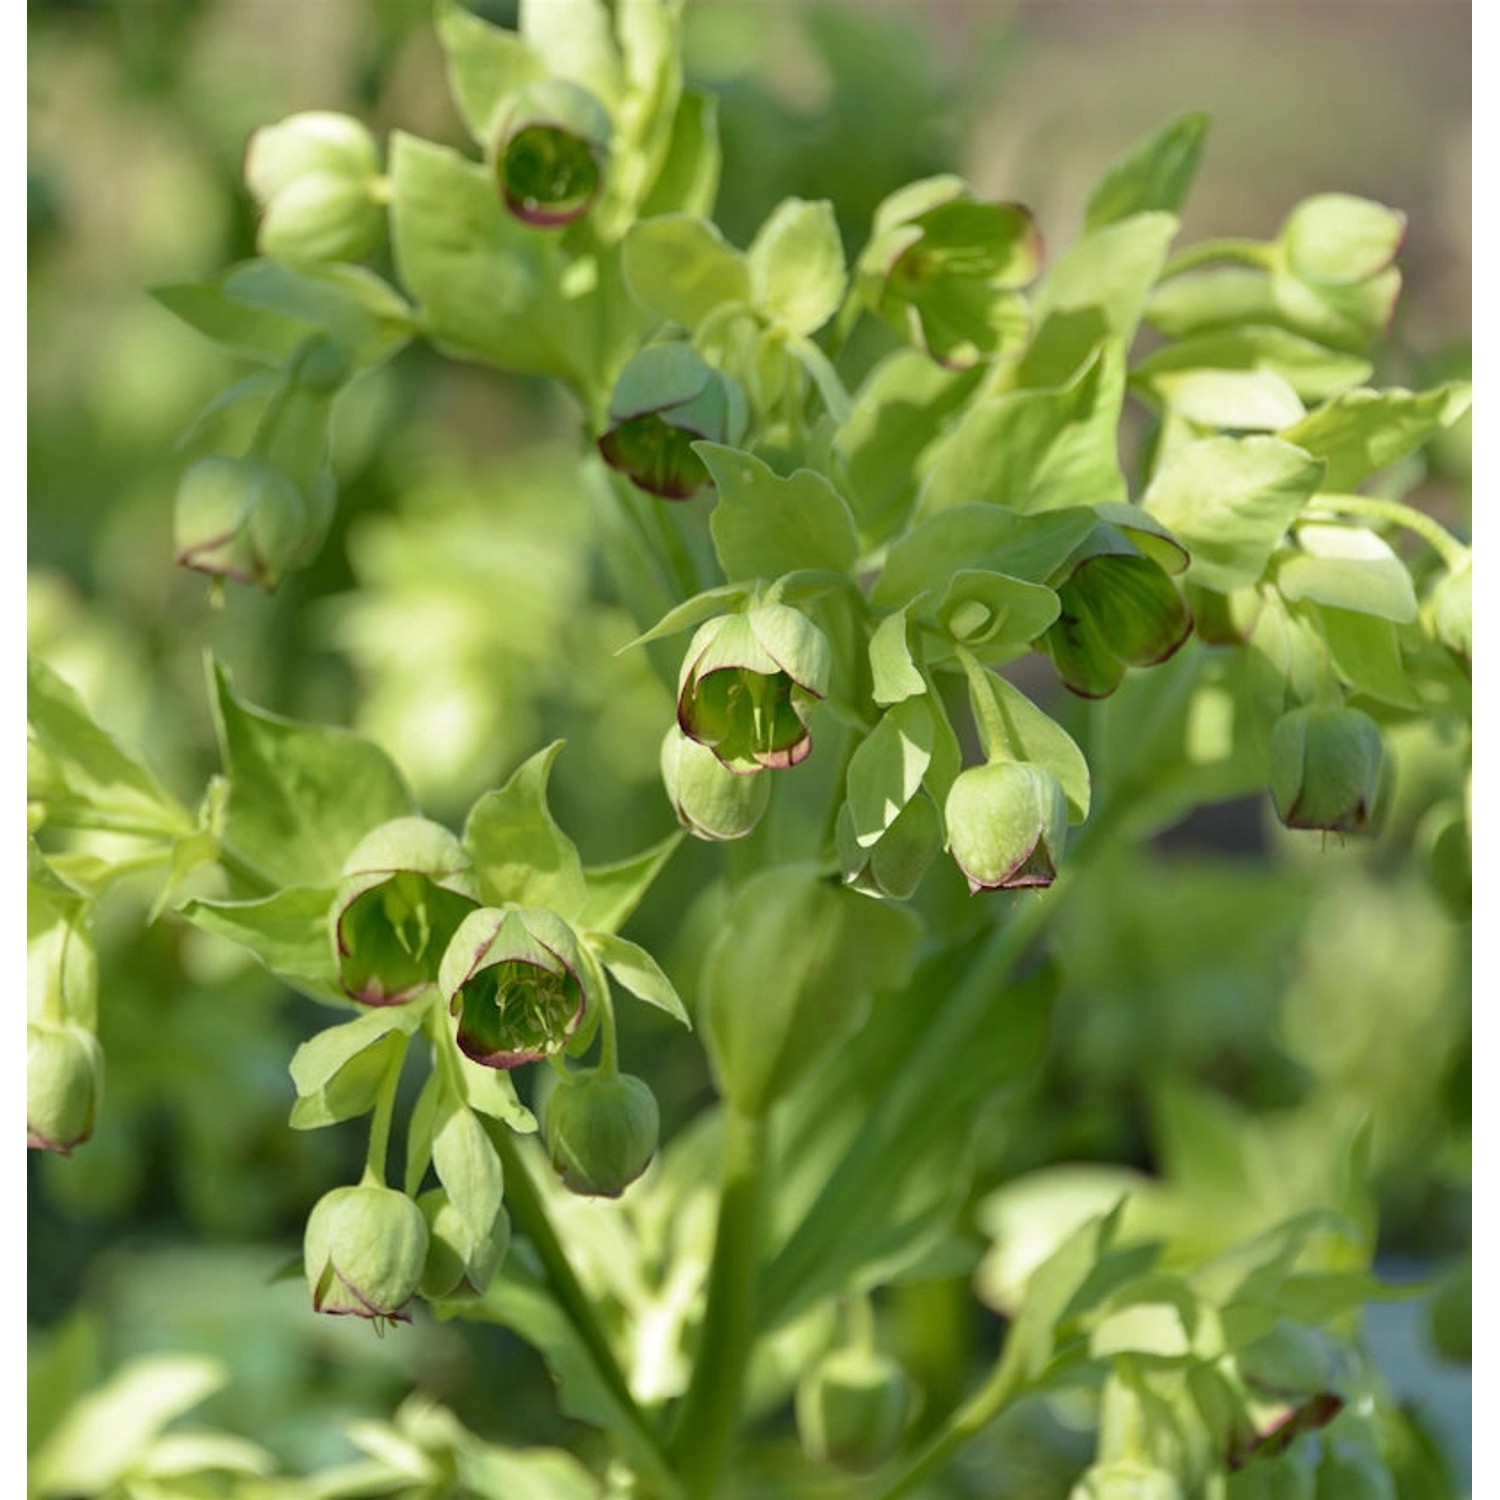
[
  {"x1": 439, "y1": 907, "x2": 595, "y2": 1069},
  {"x1": 1069, "y1": 1462, "x2": 1185, "y2": 1500},
  {"x1": 660, "y1": 725, "x2": 771, "y2": 841},
  {"x1": 677, "y1": 605, "x2": 832, "y2": 772},
  {"x1": 857, "y1": 176, "x2": 1040, "y2": 369},
  {"x1": 795, "y1": 1347, "x2": 911, "y2": 1473},
  {"x1": 417, "y1": 1189, "x2": 511, "y2": 1300},
  {"x1": 836, "y1": 793, "x2": 940, "y2": 901},
  {"x1": 944, "y1": 761, "x2": 1067, "y2": 892},
  {"x1": 1269, "y1": 706, "x2": 1383, "y2": 834},
  {"x1": 27, "y1": 1023, "x2": 104, "y2": 1155},
  {"x1": 304, "y1": 1183, "x2": 428, "y2": 1323},
  {"x1": 544, "y1": 1069, "x2": 660, "y2": 1198},
  {"x1": 173, "y1": 455, "x2": 307, "y2": 591},
  {"x1": 598, "y1": 345, "x2": 747, "y2": 499},
  {"x1": 493, "y1": 80, "x2": 611, "y2": 227},
  {"x1": 244, "y1": 112, "x2": 384, "y2": 264},
  {"x1": 332, "y1": 818, "x2": 480, "y2": 1006}
]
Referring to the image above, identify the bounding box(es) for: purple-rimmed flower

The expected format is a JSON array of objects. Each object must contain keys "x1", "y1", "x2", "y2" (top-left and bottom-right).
[
  {"x1": 331, "y1": 818, "x2": 480, "y2": 1007},
  {"x1": 304, "y1": 1183, "x2": 428, "y2": 1325},
  {"x1": 438, "y1": 907, "x2": 594, "y2": 1069},
  {"x1": 1269, "y1": 705, "x2": 1384, "y2": 834},
  {"x1": 598, "y1": 344, "x2": 747, "y2": 500},
  {"x1": 944, "y1": 761, "x2": 1067, "y2": 893},
  {"x1": 677, "y1": 604, "x2": 832, "y2": 773},
  {"x1": 493, "y1": 80, "x2": 611, "y2": 228},
  {"x1": 856, "y1": 175, "x2": 1041, "y2": 369},
  {"x1": 27, "y1": 1022, "x2": 103, "y2": 1156},
  {"x1": 174, "y1": 455, "x2": 307, "y2": 591}
]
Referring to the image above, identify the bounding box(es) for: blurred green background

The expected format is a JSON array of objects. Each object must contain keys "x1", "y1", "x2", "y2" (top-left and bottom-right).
[{"x1": 27, "y1": 0, "x2": 1471, "y2": 1493}]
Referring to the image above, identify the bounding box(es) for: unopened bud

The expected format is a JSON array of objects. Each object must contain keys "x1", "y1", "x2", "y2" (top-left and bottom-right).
[
  {"x1": 1269, "y1": 706, "x2": 1384, "y2": 834},
  {"x1": 544, "y1": 1069, "x2": 660, "y2": 1198},
  {"x1": 173, "y1": 455, "x2": 307, "y2": 590},
  {"x1": 795, "y1": 1346, "x2": 911, "y2": 1473},
  {"x1": 660, "y1": 725, "x2": 771, "y2": 842},
  {"x1": 304, "y1": 1183, "x2": 428, "y2": 1324},
  {"x1": 27, "y1": 1023, "x2": 103, "y2": 1155},
  {"x1": 945, "y1": 761, "x2": 1067, "y2": 892}
]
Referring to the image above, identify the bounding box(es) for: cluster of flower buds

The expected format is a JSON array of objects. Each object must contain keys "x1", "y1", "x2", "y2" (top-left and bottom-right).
[
  {"x1": 598, "y1": 344, "x2": 747, "y2": 499},
  {"x1": 244, "y1": 112, "x2": 386, "y2": 264},
  {"x1": 492, "y1": 80, "x2": 612, "y2": 228}
]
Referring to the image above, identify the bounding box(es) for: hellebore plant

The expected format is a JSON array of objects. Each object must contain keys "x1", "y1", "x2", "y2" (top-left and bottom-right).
[{"x1": 27, "y1": 8, "x2": 1471, "y2": 1500}]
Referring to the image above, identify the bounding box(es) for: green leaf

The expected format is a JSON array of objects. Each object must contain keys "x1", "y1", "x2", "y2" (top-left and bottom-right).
[
  {"x1": 519, "y1": 0, "x2": 622, "y2": 106},
  {"x1": 459, "y1": 1443, "x2": 605, "y2": 1500},
  {"x1": 968, "y1": 671, "x2": 1092, "y2": 822},
  {"x1": 917, "y1": 341, "x2": 1127, "y2": 516},
  {"x1": 640, "y1": 90, "x2": 721, "y2": 220},
  {"x1": 622, "y1": 215, "x2": 748, "y2": 329},
  {"x1": 585, "y1": 931, "x2": 690, "y2": 1028},
  {"x1": 931, "y1": 570, "x2": 1061, "y2": 654},
  {"x1": 1276, "y1": 524, "x2": 1418, "y2": 622},
  {"x1": 211, "y1": 661, "x2": 415, "y2": 890},
  {"x1": 846, "y1": 698, "x2": 935, "y2": 849},
  {"x1": 576, "y1": 833, "x2": 683, "y2": 936},
  {"x1": 834, "y1": 350, "x2": 980, "y2": 542},
  {"x1": 1143, "y1": 436, "x2": 1326, "y2": 591},
  {"x1": 433, "y1": 1097, "x2": 506, "y2": 1258},
  {"x1": 698, "y1": 444, "x2": 859, "y2": 579},
  {"x1": 620, "y1": 582, "x2": 753, "y2": 651},
  {"x1": 288, "y1": 1007, "x2": 422, "y2": 1129},
  {"x1": 869, "y1": 609, "x2": 926, "y2": 705},
  {"x1": 464, "y1": 742, "x2": 588, "y2": 920},
  {"x1": 1280, "y1": 193, "x2": 1406, "y2": 286},
  {"x1": 1315, "y1": 605, "x2": 1421, "y2": 708},
  {"x1": 436, "y1": 0, "x2": 546, "y2": 145},
  {"x1": 1085, "y1": 112, "x2": 1209, "y2": 230},
  {"x1": 28, "y1": 656, "x2": 186, "y2": 836},
  {"x1": 1033, "y1": 211, "x2": 1179, "y2": 343},
  {"x1": 1280, "y1": 383, "x2": 1472, "y2": 490},
  {"x1": 1131, "y1": 325, "x2": 1372, "y2": 404},
  {"x1": 1152, "y1": 368, "x2": 1305, "y2": 432},
  {"x1": 453, "y1": 1046, "x2": 538, "y2": 1134},
  {"x1": 179, "y1": 886, "x2": 342, "y2": 1002},
  {"x1": 875, "y1": 505, "x2": 1097, "y2": 607},
  {"x1": 747, "y1": 198, "x2": 845, "y2": 336}
]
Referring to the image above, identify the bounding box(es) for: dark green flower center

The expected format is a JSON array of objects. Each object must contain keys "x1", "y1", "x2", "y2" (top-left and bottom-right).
[
  {"x1": 687, "y1": 667, "x2": 808, "y2": 768},
  {"x1": 455, "y1": 958, "x2": 581, "y2": 1066},
  {"x1": 598, "y1": 413, "x2": 708, "y2": 499},
  {"x1": 501, "y1": 126, "x2": 600, "y2": 225},
  {"x1": 339, "y1": 872, "x2": 475, "y2": 1005}
]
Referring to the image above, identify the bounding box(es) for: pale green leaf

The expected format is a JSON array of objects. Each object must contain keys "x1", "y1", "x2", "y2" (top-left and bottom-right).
[
  {"x1": 1281, "y1": 383, "x2": 1472, "y2": 490},
  {"x1": 747, "y1": 198, "x2": 845, "y2": 336},
  {"x1": 436, "y1": 0, "x2": 546, "y2": 145},
  {"x1": 1276, "y1": 524, "x2": 1418, "y2": 622},
  {"x1": 969, "y1": 671, "x2": 1092, "y2": 822},
  {"x1": 586, "y1": 931, "x2": 690, "y2": 1027},
  {"x1": 846, "y1": 698, "x2": 935, "y2": 849},
  {"x1": 1154, "y1": 368, "x2": 1305, "y2": 432},
  {"x1": 1033, "y1": 211, "x2": 1179, "y2": 342},
  {"x1": 433, "y1": 1098, "x2": 506, "y2": 1256},
  {"x1": 288, "y1": 1007, "x2": 422, "y2": 1128},
  {"x1": 179, "y1": 886, "x2": 341, "y2": 1002},
  {"x1": 1131, "y1": 325, "x2": 1372, "y2": 403},
  {"x1": 1281, "y1": 193, "x2": 1406, "y2": 286},
  {"x1": 622, "y1": 215, "x2": 748, "y2": 329},
  {"x1": 869, "y1": 609, "x2": 926, "y2": 705},
  {"x1": 1316, "y1": 605, "x2": 1421, "y2": 708},
  {"x1": 1086, "y1": 113, "x2": 1209, "y2": 230}
]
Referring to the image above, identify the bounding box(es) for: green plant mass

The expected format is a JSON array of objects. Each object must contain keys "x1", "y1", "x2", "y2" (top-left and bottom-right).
[{"x1": 27, "y1": 2, "x2": 1471, "y2": 1498}]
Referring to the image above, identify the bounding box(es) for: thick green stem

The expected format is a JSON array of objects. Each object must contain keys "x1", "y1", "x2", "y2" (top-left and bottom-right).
[
  {"x1": 1306, "y1": 492, "x2": 1469, "y2": 569},
  {"x1": 360, "y1": 1039, "x2": 407, "y2": 1188},
  {"x1": 669, "y1": 1107, "x2": 771, "y2": 1500},
  {"x1": 486, "y1": 1123, "x2": 680, "y2": 1494}
]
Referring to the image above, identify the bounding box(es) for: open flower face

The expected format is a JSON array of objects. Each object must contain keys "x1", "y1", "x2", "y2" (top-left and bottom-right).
[
  {"x1": 677, "y1": 605, "x2": 832, "y2": 773},
  {"x1": 493, "y1": 80, "x2": 611, "y2": 227},
  {"x1": 332, "y1": 818, "x2": 480, "y2": 1006},
  {"x1": 439, "y1": 907, "x2": 593, "y2": 1069}
]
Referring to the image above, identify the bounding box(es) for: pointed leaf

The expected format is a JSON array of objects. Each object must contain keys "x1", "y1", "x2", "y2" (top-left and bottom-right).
[
  {"x1": 869, "y1": 609, "x2": 926, "y2": 704},
  {"x1": 846, "y1": 698, "x2": 935, "y2": 848},
  {"x1": 1086, "y1": 113, "x2": 1209, "y2": 230},
  {"x1": 179, "y1": 886, "x2": 342, "y2": 1002},
  {"x1": 747, "y1": 198, "x2": 845, "y2": 336},
  {"x1": 1277, "y1": 524, "x2": 1418, "y2": 622},
  {"x1": 576, "y1": 833, "x2": 684, "y2": 935},
  {"x1": 586, "y1": 931, "x2": 689, "y2": 1027}
]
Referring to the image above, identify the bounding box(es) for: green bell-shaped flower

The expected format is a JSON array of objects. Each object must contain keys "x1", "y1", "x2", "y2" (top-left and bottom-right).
[
  {"x1": 244, "y1": 111, "x2": 384, "y2": 263},
  {"x1": 944, "y1": 761, "x2": 1067, "y2": 892},
  {"x1": 493, "y1": 80, "x2": 611, "y2": 228},
  {"x1": 677, "y1": 604, "x2": 832, "y2": 772},
  {"x1": 543, "y1": 1069, "x2": 660, "y2": 1198},
  {"x1": 439, "y1": 907, "x2": 595, "y2": 1069},
  {"x1": 27, "y1": 1022, "x2": 103, "y2": 1156},
  {"x1": 417, "y1": 1188, "x2": 511, "y2": 1301},
  {"x1": 1269, "y1": 705, "x2": 1384, "y2": 834},
  {"x1": 856, "y1": 175, "x2": 1041, "y2": 369},
  {"x1": 331, "y1": 818, "x2": 480, "y2": 1006},
  {"x1": 795, "y1": 1345, "x2": 912, "y2": 1474},
  {"x1": 304, "y1": 1183, "x2": 428, "y2": 1324},
  {"x1": 598, "y1": 345, "x2": 747, "y2": 499},
  {"x1": 660, "y1": 725, "x2": 772, "y2": 841},
  {"x1": 173, "y1": 455, "x2": 308, "y2": 591}
]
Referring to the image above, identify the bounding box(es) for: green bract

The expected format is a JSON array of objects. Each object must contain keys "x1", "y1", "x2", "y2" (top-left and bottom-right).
[
  {"x1": 795, "y1": 1346, "x2": 911, "y2": 1473},
  {"x1": 857, "y1": 175, "x2": 1041, "y2": 368},
  {"x1": 26, "y1": 1022, "x2": 104, "y2": 1156},
  {"x1": 677, "y1": 605, "x2": 832, "y2": 772},
  {"x1": 659, "y1": 724, "x2": 771, "y2": 842},
  {"x1": 303, "y1": 1183, "x2": 428, "y2": 1324},
  {"x1": 331, "y1": 817, "x2": 480, "y2": 1006},
  {"x1": 244, "y1": 112, "x2": 385, "y2": 264},
  {"x1": 543, "y1": 1069, "x2": 660, "y2": 1198},
  {"x1": 173, "y1": 455, "x2": 307, "y2": 591},
  {"x1": 418, "y1": 1188, "x2": 511, "y2": 1301},
  {"x1": 438, "y1": 906, "x2": 593, "y2": 1069},
  {"x1": 493, "y1": 80, "x2": 611, "y2": 228},
  {"x1": 1268, "y1": 705, "x2": 1384, "y2": 834},
  {"x1": 944, "y1": 761, "x2": 1068, "y2": 892},
  {"x1": 597, "y1": 344, "x2": 747, "y2": 499}
]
